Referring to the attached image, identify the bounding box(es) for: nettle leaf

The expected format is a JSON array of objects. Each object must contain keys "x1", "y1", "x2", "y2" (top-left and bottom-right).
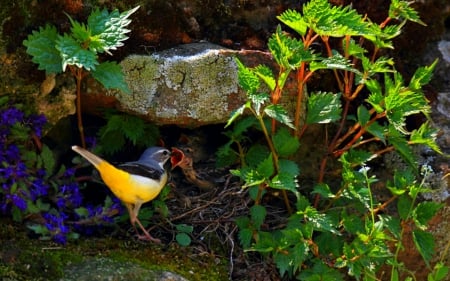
[
  {"x1": 264, "y1": 104, "x2": 295, "y2": 129},
  {"x1": 302, "y1": 206, "x2": 340, "y2": 234},
  {"x1": 225, "y1": 102, "x2": 249, "y2": 128},
  {"x1": 302, "y1": 0, "x2": 372, "y2": 37},
  {"x1": 366, "y1": 122, "x2": 386, "y2": 144},
  {"x1": 270, "y1": 172, "x2": 297, "y2": 192},
  {"x1": 385, "y1": 73, "x2": 430, "y2": 134},
  {"x1": 389, "y1": 0, "x2": 425, "y2": 25},
  {"x1": 410, "y1": 122, "x2": 441, "y2": 153},
  {"x1": 246, "y1": 144, "x2": 270, "y2": 168},
  {"x1": 68, "y1": 16, "x2": 91, "y2": 44},
  {"x1": 88, "y1": 6, "x2": 140, "y2": 54},
  {"x1": 310, "y1": 52, "x2": 360, "y2": 74},
  {"x1": 357, "y1": 105, "x2": 371, "y2": 126},
  {"x1": 250, "y1": 92, "x2": 270, "y2": 115},
  {"x1": 23, "y1": 25, "x2": 63, "y2": 74},
  {"x1": 277, "y1": 9, "x2": 307, "y2": 36},
  {"x1": 272, "y1": 127, "x2": 300, "y2": 157},
  {"x1": 365, "y1": 80, "x2": 385, "y2": 113},
  {"x1": 413, "y1": 201, "x2": 443, "y2": 230},
  {"x1": 257, "y1": 153, "x2": 275, "y2": 178},
  {"x1": 408, "y1": 59, "x2": 437, "y2": 91},
  {"x1": 235, "y1": 58, "x2": 260, "y2": 94},
  {"x1": 412, "y1": 229, "x2": 435, "y2": 267},
  {"x1": 91, "y1": 61, "x2": 130, "y2": 93},
  {"x1": 306, "y1": 92, "x2": 342, "y2": 124},
  {"x1": 39, "y1": 145, "x2": 55, "y2": 176},
  {"x1": 250, "y1": 205, "x2": 267, "y2": 229},
  {"x1": 268, "y1": 25, "x2": 313, "y2": 69},
  {"x1": 56, "y1": 34, "x2": 98, "y2": 71},
  {"x1": 279, "y1": 159, "x2": 300, "y2": 177},
  {"x1": 254, "y1": 65, "x2": 275, "y2": 91}
]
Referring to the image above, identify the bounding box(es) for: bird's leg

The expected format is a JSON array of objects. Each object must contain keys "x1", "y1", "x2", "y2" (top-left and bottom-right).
[{"x1": 125, "y1": 203, "x2": 161, "y2": 243}]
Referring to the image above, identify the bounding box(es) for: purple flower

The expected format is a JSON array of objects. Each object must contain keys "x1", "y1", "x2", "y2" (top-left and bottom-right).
[
  {"x1": 30, "y1": 178, "x2": 49, "y2": 200},
  {"x1": 10, "y1": 194, "x2": 27, "y2": 211},
  {"x1": 26, "y1": 114, "x2": 47, "y2": 138},
  {"x1": 0, "y1": 107, "x2": 24, "y2": 126},
  {"x1": 63, "y1": 167, "x2": 76, "y2": 177},
  {"x1": 5, "y1": 144, "x2": 20, "y2": 162}
]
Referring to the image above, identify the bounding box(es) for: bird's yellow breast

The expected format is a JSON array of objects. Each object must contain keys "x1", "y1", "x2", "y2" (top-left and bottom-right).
[{"x1": 96, "y1": 161, "x2": 166, "y2": 205}]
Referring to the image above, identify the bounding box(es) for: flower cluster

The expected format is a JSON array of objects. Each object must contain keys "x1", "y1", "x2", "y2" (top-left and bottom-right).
[{"x1": 0, "y1": 100, "x2": 123, "y2": 244}]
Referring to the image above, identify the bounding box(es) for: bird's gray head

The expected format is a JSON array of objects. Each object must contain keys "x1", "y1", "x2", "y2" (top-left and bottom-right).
[{"x1": 139, "y1": 147, "x2": 171, "y2": 166}]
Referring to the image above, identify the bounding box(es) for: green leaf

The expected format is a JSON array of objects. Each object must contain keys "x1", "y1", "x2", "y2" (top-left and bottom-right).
[
  {"x1": 175, "y1": 223, "x2": 193, "y2": 233},
  {"x1": 176, "y1": 233, "x2": 192, "y2": 246},
  {"x1": 254, "y1": 65, "x2": 276, "y2": 91},
  {"x1": 39, "y1": 145, "x2": 55, "y2": 176},
  {"x1": 238, "y1": 227, "x2": 253, "y2": 248},
  {"x1": 264, "y1": 104, "x2": 295, "y2": 129},
  {"x1": 397, "y1": 195, "x2": 412, "y2": 220},
  {"x1": 270, "y1": 172, "x2": 298, "y2": 192},
  {"x1": 312, "y1": 183, "x2": 335, "y2": 199},
  {"x1": 306, "y1": 92, "x2": 342, "y2": 124},
  {"x1": 277, "y1": 9, "x2": 307, "y2": 36},
  {"x1": 75, "y1": 207, "x2": 90, "y2": 218},
  {"x1": 357, "y1": 105, "x2": 371, "y2": 126},
  {"x1": 250, "y1": 205, "x2": 267, "y2": 229},
  {"x1": 56, "y1": 34, "x2": 98, "y2": 71},
  {"x1": 91, "y1": 61, "x2": 130, "y2": 93},
  {"x1": 389, "y1": 0, "x2": 425, "y2": 25},
  {"x1": 235, "y1": 58, "x2": 260, "y2": 94},
  {"x1": 413, "y1": 201, "x2": 443, "y2": 230},
  {"x1": 302, "y1": 0, "x2": 372, "y2": 37},
  {"x1": 268, "y1": 26, "x2": 311, "y2": 70},
  {"x1": 272, "y1": 127, "x2": 300, "y2": 157},
  {"x1": 412, "y1": 229, "x2": 435, "y2": 267},
  {"x1": 409, "y1": 59, "x2": 437, "y2": 91},
  {"x1": 246, "y1": 144, "x2": 270, "y2": 168},
  {"x1": 428, "y1": 262, "x2": 449, "y2": 281},
  {"x1": 23, "y1": 25, "x2": 63, "y2": 74},
  {"x1": 366, "y1": 122, "x2": 386, "y2": 144},
  {"x1": 257, "y1": 154, "x2": 275, "y2": 179},
  {"x1": 87, "y1": 6, "x2": 140, "y2": 54},
  {"x1": 225, "y1": 103, "x2": 249, "y2": 128},
  {"x1": 310, "y1": 52, "x2": 360, "y2": 74},
  {"x1": 387, "y1": 127, "x2": 417, "y2": 170},
  {"x1": 410, "y1": 122, "x2": 441, "y2": 153}
]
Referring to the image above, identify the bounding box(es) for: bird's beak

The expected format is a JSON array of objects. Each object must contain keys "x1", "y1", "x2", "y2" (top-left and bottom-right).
[{"x1": 170, "y1": 147, "x2": 185, "y2": 170}]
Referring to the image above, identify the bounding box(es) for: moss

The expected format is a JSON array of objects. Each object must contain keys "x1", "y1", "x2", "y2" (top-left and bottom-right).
[{"x1": 0, "y1": 218, "x2": 229, "y2": 281}]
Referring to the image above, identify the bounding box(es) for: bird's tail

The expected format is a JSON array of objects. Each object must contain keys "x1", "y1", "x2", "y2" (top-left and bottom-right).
[{"x1": 72, "y1": 145, "x2": 105, "y2": 168}]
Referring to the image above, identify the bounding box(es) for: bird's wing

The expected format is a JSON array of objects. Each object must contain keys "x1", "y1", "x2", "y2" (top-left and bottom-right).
[{"x1": 118, "y1": 162, "x2": 164, "y2": 180}]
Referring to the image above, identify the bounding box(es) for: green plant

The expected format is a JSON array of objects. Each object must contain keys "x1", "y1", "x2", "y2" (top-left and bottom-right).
[
  {"x1": 96, "y1": 110, "x2": 161, "y2": 155},
  {"x1": 219, "y1": 0, "x2": 446, "y2": 279},
  {"x1": 23, "y1": 6, "x2": 139, "y2": 148}
]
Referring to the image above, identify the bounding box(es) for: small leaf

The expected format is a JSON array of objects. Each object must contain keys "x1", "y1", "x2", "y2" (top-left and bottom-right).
[
  {"x1": 175, "y1": 223, "x2": 194, "y2": 233},
  {"x1": 270, "y1": 172, "x2": 297, "y2": 192},
  {"x1": 277, "y1": 9, "x2": 307, "y2": 36},
  {"x1": 306, "y1": 92, "x2": 342, "y2": 124},
  {"x1": 250, "y1": 205, "x2": 267, "y2": 229},
  {"x1": 410, "y1": 121, "x2": 441, "y2": 153},
  {"x1": 254, "y1": 65, "x2": 276, "y2": 91},
  {"x1": 176, "y1": 233, "x2": 191, "y2": 246},
  {"x1": 235, "y1": 58, "x2": 260, "y2": 94},
  {"x1": 412, "y1": 229, "x2": 435, "y2": 267},
  {"x1": 23, "y1": 25, "x2": 63, "y2": 74},
  {"x1": 264, "y1": 104, "x2": 295, "y2": 129},
  {"x1": 357, "y1": 105, "x2": 371, "y2": 126},
  {"x1": 91, "y1": 61, "x2": 130, "y2": 93},
  {"x1": 56, "y1": 34, "x2": 98, "y2": 71},
  {"x1": 272, "y1": 127, "x2": 300, "y2": 157},
  {"x1": 257, "y1": 154, "x2": 274, "y2": 179},
  {"x1": 413, "y1": 201, "x2": 443, "y2": 230}
]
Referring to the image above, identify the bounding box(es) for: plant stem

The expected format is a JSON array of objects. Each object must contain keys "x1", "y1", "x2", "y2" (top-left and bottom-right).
[{"x1": 73, "y1": 67, "x2": 86, "y2": 148}]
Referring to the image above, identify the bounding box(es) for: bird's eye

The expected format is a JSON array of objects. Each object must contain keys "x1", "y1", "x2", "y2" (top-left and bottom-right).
[{"x1": 162, "y1": 150, "x2": 170, "y2": 156}]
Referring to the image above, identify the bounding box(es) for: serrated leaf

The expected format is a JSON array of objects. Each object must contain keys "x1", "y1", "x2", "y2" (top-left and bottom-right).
[
  {"x1": 303, "y1": 0, "x2": 372, "y2": 37},
  {"x1": 277, "y1": 9, "x2": 308, "y2": 36},
  {"x1": 56, "y1": 34, "x2": 98, "y2": 71},
  {"x1": 412, "y1": 229, "x2": 435, "y2": 267},
  {"x1": 310, "y1": 52, "x2": 360, "y2": 74},
  {"x1": 357, "y1": 105, "x2": 371, "y2": 126},
  {"x1": 91, "y1": 61, "x2": 130, "y2": 93},
  {"x1": 306, "y1": 92, "x2": 342, "y2": 124},
  {"x1": 88, "y1": 6, "x2": 139, "y2": 54},
  {"x1": 303, "y1": 206, "x2": 340, "y2": 234},
  {"x1": 278, "y1": 159, "x2": 300, "y2": 178},
  {"x1": 388, "y1": 126, "x2": 417, "y2": 170},
  {"x1": 269, "y1": 172, "x2": 297, "y2": 192},
  {"x1": 250, "y1": 205, "x2": 267, "y2": 229},
  {"x1": 410, "y1": 122, "x2": 441, "y2": 153},
  {"x1": 238, "y1": 227, "x2": 253, "y2": 248},
  {"x1": 23, "y1": 25, "x2": 63, "y2": 74},
  {"x1": 225, "y1": 103, "x2": 249, "y2": 128},
  {"x1": 257, "y1": 154, "x2": 274, "y2": 178},
  {"x1": 264, "y1": 104, "x2": 295, "y2": 129},
  {"x1": 389, "y1": 0, "x2": 425, "y2": 25},
  {"x1": 312, "y1": 183, "x2": 335, "y2": 198},
  {"x1": 272, "y1": 127, "x2": 300, "y2": 157},
  {"x1": 409, "y1": 59, "x2": 437, "y2": 91},
  {"x1": 246, "y1": 144, "x2": 270, "y2": 168},
  {"x1": 366, "y1": 122, "x2": 386, "y2": 144},
  {"x1": 39, "y1": 144, "x2": 55, "y2": 176},
  {"x1": 254, "y1": 65, "x2": 276, "y2": 91},
  {"x1": 235, "y1": 58, "x2": 260, "y2": 94},
  {"x1": 413, "y1": 201, "x2": 443, "y2": 230},
  {"x1": 397, "y1": 195, "x2": 412, "y2": 220}
]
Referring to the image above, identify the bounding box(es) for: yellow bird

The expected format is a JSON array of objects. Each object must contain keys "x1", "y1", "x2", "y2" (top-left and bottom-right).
[{"x1": 72, "y1": 145, "x2": 171, "y2": 243}]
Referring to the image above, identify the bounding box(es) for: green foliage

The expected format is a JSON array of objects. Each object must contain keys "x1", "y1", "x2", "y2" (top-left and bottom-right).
[
  {"x1": 218, "y1": 0, "x2": 446, "y2": 279},
  {"x1": 96, "y1": 111, "x2": 160, "y2": 155},
  {"x1": 23, "y1": 6, "x2": 138, "y2": 92}
]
